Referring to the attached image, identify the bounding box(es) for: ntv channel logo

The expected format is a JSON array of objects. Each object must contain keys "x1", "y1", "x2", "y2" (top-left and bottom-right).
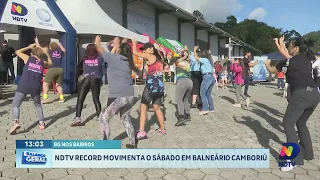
[
  {"x1": 278, "y1": 143, "x2": 300, "y2": 167},
  {"x1": 11, "y1": 2, "x2": 28, "y2": 23},
  {"x1": 21, "y1": 151, "x2": 47, "y2": 165}
]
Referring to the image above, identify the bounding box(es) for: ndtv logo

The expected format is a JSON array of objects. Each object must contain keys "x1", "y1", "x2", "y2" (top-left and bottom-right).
[
  {"x1": 278, "y1": 143, "x2": 300, "y2": 167},
  {"x1": 11, "y1": 2, "x2": 28, "y2": 23}
]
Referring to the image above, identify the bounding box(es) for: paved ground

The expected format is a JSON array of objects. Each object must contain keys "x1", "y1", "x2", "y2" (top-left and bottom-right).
[{"x1": 0, "y1": 82, "x2": 319, "y2": 180}]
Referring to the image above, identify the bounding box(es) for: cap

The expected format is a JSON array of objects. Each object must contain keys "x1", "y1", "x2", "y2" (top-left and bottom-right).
[
  {"x1": 317, "y1": 51, "x2": 320, "y2": 56},
  {"x1": 2, "y1": 40, "x2": 7, "y2": 44},
  {"x1": 142, "y1": 42, "x2": 154, "y2": 50}
]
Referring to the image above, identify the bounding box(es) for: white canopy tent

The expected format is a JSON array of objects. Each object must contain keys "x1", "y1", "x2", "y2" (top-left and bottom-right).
[
  {"x1": 56, "y1": 0, "x2": 148, "y2": 43},
  {"x1": 0, "y1": 0, "x2": 65, "y2": 33}
]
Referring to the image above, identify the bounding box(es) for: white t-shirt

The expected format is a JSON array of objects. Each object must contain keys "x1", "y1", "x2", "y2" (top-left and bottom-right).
[
  {"x1": 312, "y1": 60, "x2": 320, "y2": 77},
  {"x1": 170, "y1": 63, "x2": 176, "y2": 72}
]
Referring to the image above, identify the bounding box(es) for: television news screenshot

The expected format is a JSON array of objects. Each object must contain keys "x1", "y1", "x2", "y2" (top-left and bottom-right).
[{"x1": 0, "y1": 0, "x2": 319, "y2": 179}]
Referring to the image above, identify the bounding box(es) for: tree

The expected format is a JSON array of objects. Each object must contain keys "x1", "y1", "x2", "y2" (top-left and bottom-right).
[
  {"x1": 193, "y1": 10, "x2": 205, "y2": 20},
  {"x1": 303, "y1": 31, "x2": 320, "y2": 53},
  {"x1": 214, "y1": 17, "x2": 282, "y2": 54},
  {"x1": 283, "y1": 30, "x2": 301, "y2": 42}
]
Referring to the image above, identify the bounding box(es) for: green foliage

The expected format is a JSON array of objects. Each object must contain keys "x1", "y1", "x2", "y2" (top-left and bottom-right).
[
  {"x1": 193, "y1": 10, "x2": 205, "y2": 20},
  {"x1": 214, "y1": 16, "x2": 282, "y2": 55},
  {"x1": 283, "y1": 30, "x2": 301, "y2": 42},
  {"x1": 303, "y1": 31, "x2": 320, "y2": 53}
]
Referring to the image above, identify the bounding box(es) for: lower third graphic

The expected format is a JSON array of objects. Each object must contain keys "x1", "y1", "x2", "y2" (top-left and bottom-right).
[{"x1": 21, "y1": 151, "x2": 47, "y2": 165}]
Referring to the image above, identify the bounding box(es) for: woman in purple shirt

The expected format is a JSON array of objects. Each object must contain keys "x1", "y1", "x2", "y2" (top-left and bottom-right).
[
  {"x1": 10, "y1": 40, "x2": 53, "y2": 134},
  {"x1": 42, "y1": 42, "x2": 66, "y2": 103},
  {"x1": 71, "y1": 44, "x2": 104, "y2": 126}
]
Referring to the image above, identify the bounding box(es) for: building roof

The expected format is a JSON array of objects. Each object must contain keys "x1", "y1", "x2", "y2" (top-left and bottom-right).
[{"x1": 134, "y1": 0, "x2": 260, "y2": 53}]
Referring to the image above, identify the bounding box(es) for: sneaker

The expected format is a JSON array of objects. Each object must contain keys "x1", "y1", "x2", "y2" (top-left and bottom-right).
[
  {"x1": 184, "y1": 114, "x2": 191, "y2": 121},
  {"x1": 244, "y1": 94, "x2": 251, "y2": 97},
  {"x1": 175, "y1": 116, "x2": 187, "y2": 126},
  {"x1": 246, "y1": 98, "x2": 251, "y2": 107},
  {"x1": 41, "y1": 98, "x2": 49, "y2": 104},
  {"x1": 39, "y1": 121, "x2": 45, "y2": 130},
  {"x1": 10, "y1": 120, "x2": 21, "y2": 135},
  {"x1": 199, "y1": 111, "x2": 209, "y2": 116},
  {"x1": 155, "y1": 128, "x2": 166, "y2": 135},
  {"x1": 190, "y1": 104, "x2": 198, "y2": 108},
  {"x1": 125, "y1": 144, "x2": 137, "y2": 149},
  {"x1": 209, "y1": 110, "x2": 215, "y2": 113},
  {"x1": 280, "y1": 160, "x2": 297, "y2": 172},
  {"x1": 59, "y1": 99, "x2": 65, "y2": 103},
  {"x1": 71, "y1": 117, "x2": 82, "y2": 127},
  {"x1": 136, "y1": 131, "x2": 148, "y2": 140},
  {"x1": 233, "y1": 103, "x2": 241, "y2": 107}
]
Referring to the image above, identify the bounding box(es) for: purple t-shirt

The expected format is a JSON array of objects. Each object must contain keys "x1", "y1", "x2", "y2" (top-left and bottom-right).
[
  {"x1": 17, "y1": 57, "x2": 44, "y2": 95},
  {"x1": 50, "y1": 49, "x2": 63, "y2": 68},
  {"x1": 82, "y1": 55, "x2": 104, "y2": 79}
]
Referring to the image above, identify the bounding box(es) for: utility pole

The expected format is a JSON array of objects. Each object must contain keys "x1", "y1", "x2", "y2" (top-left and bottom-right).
[{"x1": 228, "y1": 37, "x2": 232, "y2": 60}]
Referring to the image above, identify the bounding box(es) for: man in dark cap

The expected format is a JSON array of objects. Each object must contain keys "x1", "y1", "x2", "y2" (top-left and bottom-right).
[{"x1": 1, "y1": 40, "x2": 16, "y2": 83}]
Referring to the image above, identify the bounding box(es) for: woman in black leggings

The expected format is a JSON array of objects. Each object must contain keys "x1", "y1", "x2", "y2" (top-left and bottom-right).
[
  {"x1": 265, "y1": 36, "x2": 319, "y2": 172},
  {"x1": 72, "y1": 44, "x2": 104, "y2": 126}
]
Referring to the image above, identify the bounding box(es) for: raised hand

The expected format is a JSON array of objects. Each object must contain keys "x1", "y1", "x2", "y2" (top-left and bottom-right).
[
  {"x1": 113, "y1": 37, "x2": 120, "y2": 46},
  {"x1": 131, "y1": 37, "x2": 137, "y2": 44},
  {"x1": 34, "y1": 36, "x2": 40, "y2": 47},
  {"x1": 95, "y1": 35, "x2": 102, "y2": 44},
  {"x1": 279, "y1": 36, "x2": 285, "y2": 43}
]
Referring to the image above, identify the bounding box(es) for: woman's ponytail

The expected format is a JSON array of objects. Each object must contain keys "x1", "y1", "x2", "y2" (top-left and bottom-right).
[{"x1": 291, "y1": 37, "x2": 315, "y2": 60}]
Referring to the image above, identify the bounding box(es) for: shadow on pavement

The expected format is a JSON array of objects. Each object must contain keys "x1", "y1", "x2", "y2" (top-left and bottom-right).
[
  {"x1": 168, "y1": 100, "x2": 179, "y2": 119},
  {"x1": 18, "y1": 105, "x2": 86, "y2": 134},
  {"x1": 220, "y1": 96, "x2": 235, "y2": 104},
  {"x1": 0, "y1": 110, "x2": 8, "y2": 116},
  {"x1": 234, "y1": 116, "x2": 282, "y2": 160},
  {"x1": 0, "y1": 86, "x2": 16, "y2": 100},
  {"x1": 43, "y1": 93, "x2": 78, "y2": 105},
  {"x1": 254, "y1": 101, "x2": 284, "y2": 118},
  {"x1": 247, "y1": 108, "x2": 285, "y2": 134}
]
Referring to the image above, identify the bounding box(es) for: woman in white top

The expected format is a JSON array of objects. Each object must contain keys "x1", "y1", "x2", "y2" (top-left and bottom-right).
[{"x1": 312, "y1": 51, "x2": 320, "y2": 89}]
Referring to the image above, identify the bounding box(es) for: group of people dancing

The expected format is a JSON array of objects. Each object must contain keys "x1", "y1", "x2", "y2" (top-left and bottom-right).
[{"x1": 7, "y1": 34, "x2": 320, "y2": 172}]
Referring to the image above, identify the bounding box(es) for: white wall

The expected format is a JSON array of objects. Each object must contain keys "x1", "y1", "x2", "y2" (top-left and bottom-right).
[
  {"x1": 181, "y1": 23, "x2": 194, "y2": 49},
  {"x1": 127, "y1": 1, "x2": 155, "y2": 38},
  {"x1": 210, "y1": 35, "x2": 218, "y2": 56},
  {"x1": 197, "y1": 30, "x2": 208, "y2": 42},
  {"x1": 97, "y1": 0, "x2": 123, "y2": 25},
  {"x1": 159, "y1": 14, "x2": 178, "y2": 40}
]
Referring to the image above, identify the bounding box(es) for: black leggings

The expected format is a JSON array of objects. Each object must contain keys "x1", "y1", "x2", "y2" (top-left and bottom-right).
[
  {"x1": 282, "y1": 88, "x2": 319, "y2": 165},
  {"x1": 76, "y1": 77, "x2": 101, "y2": 118}
]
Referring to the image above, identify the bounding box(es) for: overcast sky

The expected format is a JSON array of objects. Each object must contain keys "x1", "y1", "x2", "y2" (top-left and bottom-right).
[
  {"x1": 167, "y1": 0, "x2": 243, "y2": 23},
  {"x1": 167, "y1": 0, "x2": 319, "y2": 35}
]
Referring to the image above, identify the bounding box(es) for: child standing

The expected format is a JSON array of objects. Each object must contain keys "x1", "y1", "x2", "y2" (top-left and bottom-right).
[
  {"x1": 164, "y1": 62, "x2": 169, "y2": 82},
  {"x1": 220, "y1": 65, "x2": 228, "y2": 89},
  {"x1": 230, "y1": 58, "x2": 250, "y2": 108},
  {"x1": 277, "y1": 71, "x2": 285, "y2": 90}
]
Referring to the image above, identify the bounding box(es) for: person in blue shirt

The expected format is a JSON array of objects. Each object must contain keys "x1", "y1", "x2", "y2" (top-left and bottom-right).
[
  {"x1": 193, "y1": 46, "x2": 215, "y2": 115},
  {"x1": 189, "y1": 49, "x2": 202, "y2": 108}
]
